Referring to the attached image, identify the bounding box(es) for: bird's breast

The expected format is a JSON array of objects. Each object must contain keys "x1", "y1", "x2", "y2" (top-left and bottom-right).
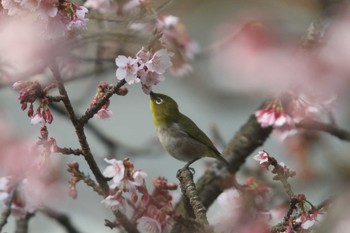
[{"x1": 156, "y1": 123, "x2": 209, "y2": 162}]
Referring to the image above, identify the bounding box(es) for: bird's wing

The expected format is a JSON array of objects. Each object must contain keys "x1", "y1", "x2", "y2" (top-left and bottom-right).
[{"x1": 178, "y1": 113, "x2": 221, "y2": 156}]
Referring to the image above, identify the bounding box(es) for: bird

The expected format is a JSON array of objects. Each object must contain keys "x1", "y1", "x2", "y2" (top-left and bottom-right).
[{"x1": 149, "y1": 91, "x2": 232, "y2": 170}]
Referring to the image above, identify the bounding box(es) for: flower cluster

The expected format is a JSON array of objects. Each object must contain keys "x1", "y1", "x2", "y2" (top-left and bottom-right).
[
  {"x1": 254, "y1": 150, "x2": 296, "y2": 178},
  {"x1": 0, "y1": 0, "x2": 88, "y2": 38},
  {"x1": 128, "y1": 14, "x2": 199, "y2": 76},
  {"x1": 101, "y1": 158, "x2": 177, "y2": 232},
  {"x1": 283, "y1": 195, "x2": 321, "y2": 232},
  {"x1": 156, "y1": 14, "x2": 200, "y2": 76},
  {"x1": 212, "y1": 184, "x2": 271, "y2": 233},
  {"x1": 115, "y1": 47, "x2": 173, "y2": 94},
  {"x1": 0, "y1": 146, "x2": 63, "y2": 219},
  {"x1": 12, "y1": 80, "x2": 54, "y2": 125},
  {"x1": 255, "y1": 93, "x2": 335, "y2": 134}
]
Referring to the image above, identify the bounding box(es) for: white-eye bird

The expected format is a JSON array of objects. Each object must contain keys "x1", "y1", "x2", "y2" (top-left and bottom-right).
[{"x1": 149, "y1": 92, "x2": 232, "y2": 169}]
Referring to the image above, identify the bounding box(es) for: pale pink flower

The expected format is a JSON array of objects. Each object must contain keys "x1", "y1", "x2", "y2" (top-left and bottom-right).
[
  {"x1": 132, "y1": 170, "x2": 147, "y2": 186},
  {"x1": 31, "y1": 113, "x2": 45, "y2": 125},
  {"x1": 137, "y1": 216, "x2": 162, "y2": 233},
  {"x1": 255, "y1": 107, "x2": 294, "y2": 130},
  {"x1": 122, "y1": 0, "x2": 140, "y2": 13},
  {"x1": 136, "y1": 47, "x2": 151, "y2": 63},
  {"x1": 161, "y1": 15, "x2": 179, "y2": 28},
  {"x1": 115, "y1": 56, "x2": 139, "y2": 84},
  {"x1": 84, "y1": 0, "x2": 116, "y2": 14},
  {"x1": 0, "y1": 177, "x2": 11, "y2": 201},
  {"x1": 254, "y1": 151, "x2": 270, "y2": 167},
  {"x1": 146, "y1": 49, "x2": 172, "y2": 74},
  {"x1": 66, "y1": 6, "x2": 88, "y2": 35},
  {"x1": 101, "y1": 194, "x2": 126, "y2": 212},
  {"x1": 140, "y1": 71, "x2": 165, "y2": 94},
  {"x1": 211, "y1": 188, "x2": 241, "y2": 233},
  {"x1": 103, "y1": 159, "x2": 125, "y2": 188},
  {"x1": 0, "y1": 16, "x2": 54, "y2": 78},
  {"x1": 95, "y1": 109, "x2": 113, "y2": 119}
]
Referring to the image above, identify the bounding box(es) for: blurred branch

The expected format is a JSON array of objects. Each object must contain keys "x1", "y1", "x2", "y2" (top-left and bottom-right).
[
  {"x1": 296, "y1": 119, "x2": 350, "y2": 141},
  {"x1": 15, "y1": 213, "x2": 33, "y2": 233},
  {"x1": 42, "y1": 209, "x2": 82, "y2": 233}
]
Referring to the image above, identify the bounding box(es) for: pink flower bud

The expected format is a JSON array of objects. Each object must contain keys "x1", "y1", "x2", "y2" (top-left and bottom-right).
[
  {"x1": 21, "y1": 102, "x2": 27, "y2": 110},
  {"x1": 43, "y1": 108, "x2": 53, "y2": 124},
  {"x1": 69, "y1": 187, "x2": 78, "y2": 199},
  {"x1": 27, "y1": 104, "x2": 34, "y2": 117}
]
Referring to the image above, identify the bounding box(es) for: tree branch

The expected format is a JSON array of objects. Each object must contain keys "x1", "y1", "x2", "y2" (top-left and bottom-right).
[{"x1": 296, "y1": 119, "x2": 350, "y2": 141}]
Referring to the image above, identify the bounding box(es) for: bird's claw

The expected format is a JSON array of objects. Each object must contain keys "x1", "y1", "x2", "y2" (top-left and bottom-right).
[{"x1": 177, "y1": 166, "x2": 196, "y2": 177}]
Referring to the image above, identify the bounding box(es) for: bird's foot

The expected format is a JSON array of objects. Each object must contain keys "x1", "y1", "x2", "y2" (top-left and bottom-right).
[{"x1": 177, "y1": 165, "x2": 195, "y2": 177}]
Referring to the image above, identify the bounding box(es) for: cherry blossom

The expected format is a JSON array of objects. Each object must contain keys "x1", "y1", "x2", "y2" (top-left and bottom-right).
[
  {"x1": 95, "y1": 108, "x2": 113, "y2": 119},
  {"x1": 101, "y1": 194, "x2": 126, "y2": 212},
  {"x1": 115, "y1": 56, "x2": 139, "y2": 84},
  {"x1": 0, "y1": 177, "x2": 11, "y2": 201},
  {"x1": 31, "y1": 111, "x2": 45, "y2": 125},
  {"x1": 84, "y1": 0, "x2": 116, "y2": 14},
  {"x1": 255, "y1": 106, "x2": 294, "y2": 130},
  {"x1": 146, "y1": 49, "x2": 173, "y2": 74},
  {"x1": 103, "y1": 159, "x2": 125, "y2": 189},
  {"x1": 140, "y1": 71, "x2": 165, "y2": 94},
  {"x1": 132, "y1": 170, "x2": 147, "y2": 186},
  {"x1": 66, "y1": 6, "x2": 89, "y2": 35},
  {"x1": 156, "y1": 14, "x2": 199, "y2": 75},
  {"x1": 136, "y1": 216, "x2": 162, "y2": 233},
  {"x1": 115, "y1": 47, "x2": 173, "y2": 93},
  {"x1": 254, "y1": 151, "x2": 270, "y2": 168}
]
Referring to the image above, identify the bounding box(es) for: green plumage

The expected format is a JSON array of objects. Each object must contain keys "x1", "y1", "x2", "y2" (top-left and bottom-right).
[{"x1": 149, "y1": 92, "x2": 231, "y2": 169}]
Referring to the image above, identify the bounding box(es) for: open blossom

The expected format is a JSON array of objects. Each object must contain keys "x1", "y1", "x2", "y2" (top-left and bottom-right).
[
  {"x1": 84, "y1": 0, "x2": 116, "y2": 14},
  {"x1": 156, "y1": 14, "x2": 199, "y2": 75},
  {"x1": 101, "y1": 194, "x2": 126, "y2": 212},
  {"x1": 115, "y1": 47, "x2": 173, "y2": 93},
  {"x1": 66, "y1": 6, "x2": 88, "y2": 34},
  {"x1": 103, "y1": 159, "x2": 125, "y2": 188},
  {"x1": 132, "y1": 170, "x2": 147, "y2": 186},
  {"x1": 146, "y1": 49, "x2": 173, "y2": 74},
  {"x1": 254, "y1": 151, "x2": 270, "y2": 168},
  {"x1": 137, "y1": 216, "x2": 162, "y2": 233},
  {"x1": 0, "y1": 177, "x2": 11, "y2": 202},
  {"x1": 1, "y1": 0, "x2": 57, "y2": 18},
  {"x1": 115, "y1": 56, "x2": 139, "y2": 84},
  {"x1": 95, "y1": 108, "x2": 113, "y2": 119},
  {"x1": 31, "y1": 111, "x2": 45, "y2": 125},
  {"x1": 255, "y1": 106, "x2": 294, "y2": 130}
]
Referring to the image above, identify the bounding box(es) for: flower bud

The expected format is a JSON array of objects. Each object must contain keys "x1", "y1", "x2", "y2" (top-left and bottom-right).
[{"x1": 116, "y1": 86, "x2": 128, "y2": 96}]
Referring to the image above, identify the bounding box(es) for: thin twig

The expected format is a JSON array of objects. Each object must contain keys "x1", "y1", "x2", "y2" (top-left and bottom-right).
[
  {"x1": 49, "y1": 63, "x2": 139, "y2": 233},
  {"x1": 79, "y1": 79, "x2": 126, "y2": 125},
  {"x1": 50, "y1": 62, "x2": 109, "y2": 194},
  {"x1": 56, "y1": 146, "x2": 83, "y2": 156}
]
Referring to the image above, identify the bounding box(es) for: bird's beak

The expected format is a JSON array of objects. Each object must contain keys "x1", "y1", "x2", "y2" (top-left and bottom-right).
[{"x1": 150, "y1": 91, "x2": 156, "y2": 100}]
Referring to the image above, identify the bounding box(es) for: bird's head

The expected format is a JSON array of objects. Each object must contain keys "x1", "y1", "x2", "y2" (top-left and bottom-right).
[{"x1": 150, "y1": 92, "x2": 180, "y2": 126}]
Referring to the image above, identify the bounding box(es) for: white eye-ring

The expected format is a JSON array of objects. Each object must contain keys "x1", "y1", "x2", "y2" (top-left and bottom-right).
[{"x1": 155, "y1": 98, "x2": 163, "y2": 105}]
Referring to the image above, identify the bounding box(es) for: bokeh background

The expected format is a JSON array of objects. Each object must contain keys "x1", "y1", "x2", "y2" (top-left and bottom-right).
[{"x1": 1, "y1": 0, "x2": 350, "y2": 232}]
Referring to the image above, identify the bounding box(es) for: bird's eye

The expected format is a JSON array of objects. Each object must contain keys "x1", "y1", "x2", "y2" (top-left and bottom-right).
[{"x1": 155, "y1": 98, "x2": 163, "y2": 105}]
